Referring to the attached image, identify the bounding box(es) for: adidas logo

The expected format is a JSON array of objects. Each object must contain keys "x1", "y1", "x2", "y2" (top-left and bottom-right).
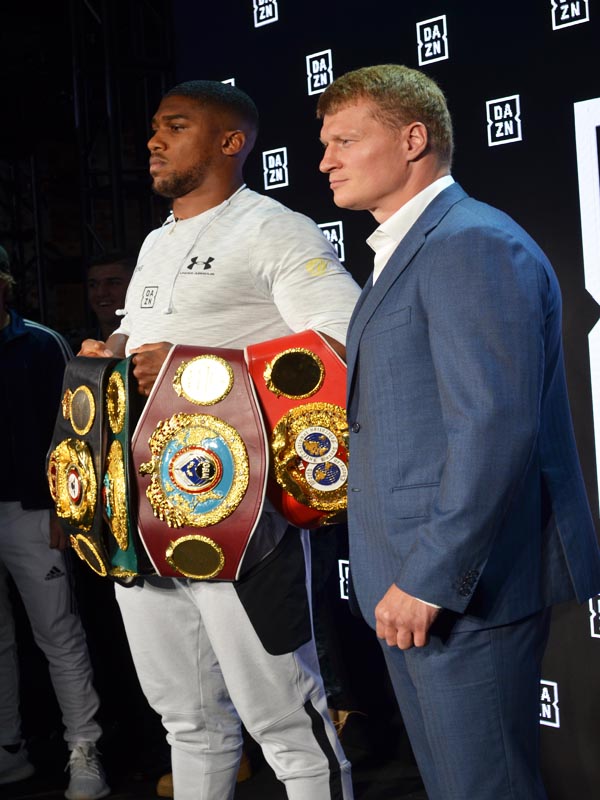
[{"x1": 44, "y1": 566, "x2": 65, "y2": 581}]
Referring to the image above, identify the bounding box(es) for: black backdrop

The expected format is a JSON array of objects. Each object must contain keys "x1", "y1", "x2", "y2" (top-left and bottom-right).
[{"x1": 171, "y1": 1, "x2": 600, "y2": 797}]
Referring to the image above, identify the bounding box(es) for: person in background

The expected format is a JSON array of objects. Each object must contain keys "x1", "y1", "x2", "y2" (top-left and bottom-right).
[
  {"x1": 86, "y1": 254, "x2": 135, "y2": 341},
  {"x1": 0, "y1": 245, "x2": 110, "y2": 800},
  {"x1": 317, "y1": 63, "x2": 600, "y2": 800}
]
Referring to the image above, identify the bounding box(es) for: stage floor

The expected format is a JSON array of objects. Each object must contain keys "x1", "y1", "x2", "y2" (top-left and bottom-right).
[{"x1": 4, "y1": 727, "x2": 427, "y2": 800}]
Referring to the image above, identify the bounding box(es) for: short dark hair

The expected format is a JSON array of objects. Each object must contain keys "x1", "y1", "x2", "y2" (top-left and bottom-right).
[
  {"x1": 87, "y1": 252, "x2": 137, "y2": 273},
  {"x1": 164, "y1": 80, "x2": 259, "y2": 144},
  {"x1": 317, "y1": 64, "x2": 453, "y2": 166}
]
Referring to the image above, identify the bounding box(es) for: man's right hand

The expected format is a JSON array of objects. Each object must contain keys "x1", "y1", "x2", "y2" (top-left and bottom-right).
[
  {"x1": 78, "y1": 339, "x2": 114, "y2": 357},
  {"x1": 78, "y1": 333, "x2": 128, "y2": 358},
  {"x1": 375, "y1": 583, "x2": 440, "y2": 650}
]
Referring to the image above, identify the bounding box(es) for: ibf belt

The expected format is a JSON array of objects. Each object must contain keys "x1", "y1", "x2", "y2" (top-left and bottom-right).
[
  {"x1": 131, "y1": 346, "x2": 268, "y2": 580},
  {"x1": 47, "y1": 356, "x2": 120, "y2": 576},
  {"x1": 102, "y1": 357, "x2": 151, "y2": 580},
  {"x1": 245, "y1": 330, "x2": 348, "y2": 528}
]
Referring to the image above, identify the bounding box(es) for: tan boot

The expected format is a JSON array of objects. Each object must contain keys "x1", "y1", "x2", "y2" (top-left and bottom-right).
[
  {"x1": 328, "y1": 708, "x2": 366, "y2": 738},
  {"x1": 155, "y1": 750, "x2": 252, "y2": 796},
  {"x1": 236, "y1": 749, "x2": 252, "y2": 782},
  {"x1": 156, "y1": 772, "x2": 173, "y2": 798}
]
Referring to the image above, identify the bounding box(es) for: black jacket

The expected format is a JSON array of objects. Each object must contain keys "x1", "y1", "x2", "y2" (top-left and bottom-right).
[{"x1": 0, "y1": 310, "x2": 71, "y2": 509}]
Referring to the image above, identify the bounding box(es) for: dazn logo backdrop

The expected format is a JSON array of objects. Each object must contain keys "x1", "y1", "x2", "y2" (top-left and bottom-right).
[{"x1": 172, "y1": 2, "x2": 600, "y2": 797}]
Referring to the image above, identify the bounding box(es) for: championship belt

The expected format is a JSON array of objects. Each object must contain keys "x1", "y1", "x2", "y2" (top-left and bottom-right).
[
  {"x1": 246, "y1": 330, "x2": 348, "y2": 528},
  {"x1": 101, "y1": 357, "x2": 151, "y2": 580},
  {"x1": 47, "y1": 356, "x2": 120, "y2": 576},
  {"x1": 131, "y1": 345, "x2": 268, "y2": 580}
]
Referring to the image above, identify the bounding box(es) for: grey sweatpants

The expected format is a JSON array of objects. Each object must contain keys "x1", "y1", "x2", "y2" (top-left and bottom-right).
[{"x1": 116, "y1": 529, "x2": 353, "y2": 800}]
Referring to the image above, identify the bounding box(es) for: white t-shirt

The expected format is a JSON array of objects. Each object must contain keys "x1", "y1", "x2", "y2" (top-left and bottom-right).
[{"x1": 117, "y1": 186, "x2": 360, "y2": 353}]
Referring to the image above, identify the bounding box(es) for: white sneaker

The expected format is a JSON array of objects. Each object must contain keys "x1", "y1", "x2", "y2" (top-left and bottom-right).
[
  {"x1": 65, "y1": 743, "x2": 110, "y2": 800},
  {"x1": 0, "y1": 743, "x2": 35, "y2": 785}
]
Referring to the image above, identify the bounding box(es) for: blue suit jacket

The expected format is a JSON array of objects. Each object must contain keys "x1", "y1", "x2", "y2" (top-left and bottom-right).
[{"x1": 346, "y1": 183, "x2": 600, "y2": 631}]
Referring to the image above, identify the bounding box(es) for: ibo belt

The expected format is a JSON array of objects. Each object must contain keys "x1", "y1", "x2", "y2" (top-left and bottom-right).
[{"x1": 246, "y1": 330, "x2": 348, "y2": 528}]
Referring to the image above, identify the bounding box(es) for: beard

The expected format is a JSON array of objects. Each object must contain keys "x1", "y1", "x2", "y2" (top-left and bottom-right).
[{"x1": 151, "y1": 159, "x2": 212, "y2": 199}]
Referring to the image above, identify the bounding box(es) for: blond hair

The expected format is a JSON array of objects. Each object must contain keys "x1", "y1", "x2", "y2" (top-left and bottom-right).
[{"x1": 317, "y1": 64, "x2": 453, "y2": 166}]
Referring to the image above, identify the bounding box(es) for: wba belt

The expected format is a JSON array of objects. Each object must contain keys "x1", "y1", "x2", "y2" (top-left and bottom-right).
[
  {"x1": 246, "y1": 330, "x2": 349, "y2": 528},
  {"x1": 47, "y1": 356, "x2": 119, "y2": 576},
  {"x1": 47, "y1": 356, "x2": 148, "y2": 579},
  {"x1": 131, "y1": 345, "x2": 268, "y2": 580}
]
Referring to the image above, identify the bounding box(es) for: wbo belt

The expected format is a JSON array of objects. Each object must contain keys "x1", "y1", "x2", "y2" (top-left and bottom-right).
[
  {"x1": 131, "y1": 345, "x2": 268, "y2": 580},
  {"x1": 246, "y1": 330, "x2": 348, "y2": 528}
]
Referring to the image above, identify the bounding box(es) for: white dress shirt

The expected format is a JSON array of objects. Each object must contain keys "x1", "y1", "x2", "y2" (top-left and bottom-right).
[{"x1": 367, "y1": 175, "x2": 455, "y2": 284}]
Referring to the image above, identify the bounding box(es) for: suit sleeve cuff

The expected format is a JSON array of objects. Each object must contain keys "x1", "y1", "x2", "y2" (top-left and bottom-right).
[{"x1": 416, "y1": 597, "x2": 442, "y2": 610}]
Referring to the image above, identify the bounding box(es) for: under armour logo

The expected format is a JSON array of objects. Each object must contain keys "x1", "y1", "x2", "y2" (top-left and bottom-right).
[{"x1": 186, "y1": 256, "x2": 215, "y2": 270}]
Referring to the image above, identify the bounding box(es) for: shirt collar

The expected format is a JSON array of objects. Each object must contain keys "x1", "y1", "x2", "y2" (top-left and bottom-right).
[{"x1": 366, "y1": 175, "x2": 454, "y2": 284}]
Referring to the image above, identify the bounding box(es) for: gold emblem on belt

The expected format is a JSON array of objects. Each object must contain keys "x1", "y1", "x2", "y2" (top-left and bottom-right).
[
  {"x1": 48, "y1": 438, "x2": 97, "y2": 531},
  {"x1": 106, "y1": 371, "x2": 126, "y2": 434},
  {"x1": 272, "y1": 402, "x2": 348, "y2": 512},
  {"x1": 172, "y1": 355, "x2": 234, "y2": 406},
  {"x1": 139, "y1": 412, "x2": 249, "y2": 528},
  {"x1": 263, "y1": 348, "x2": 325, "y2": 399},
  {"x1": 104, "y1": 440, "x2": 129, "y2": 550}
]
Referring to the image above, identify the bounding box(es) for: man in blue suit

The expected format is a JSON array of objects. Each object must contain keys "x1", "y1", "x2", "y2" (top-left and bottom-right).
[{"x1": 317, "y1": 64, "x2": 600, "y2": 799}]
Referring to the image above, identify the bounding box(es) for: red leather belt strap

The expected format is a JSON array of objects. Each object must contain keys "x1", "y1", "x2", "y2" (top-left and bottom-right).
[{"x1": 246, "y1": 330, "x2": 349, "y2": 528}]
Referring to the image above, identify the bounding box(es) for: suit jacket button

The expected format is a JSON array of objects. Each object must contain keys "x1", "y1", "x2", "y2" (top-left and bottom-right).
[{"x1": 351, "y1": 422, "x2": 361, "y2": 433}]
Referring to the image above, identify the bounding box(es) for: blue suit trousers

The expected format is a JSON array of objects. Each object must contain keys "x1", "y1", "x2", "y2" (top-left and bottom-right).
[{"x1": 381, "y1": 609, "x2": 551, "y2": 800}]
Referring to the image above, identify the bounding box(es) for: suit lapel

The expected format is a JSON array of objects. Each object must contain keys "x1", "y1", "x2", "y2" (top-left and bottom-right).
[{"x1": 346, "y1": 183, "x2": 468, "y2": 391}]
